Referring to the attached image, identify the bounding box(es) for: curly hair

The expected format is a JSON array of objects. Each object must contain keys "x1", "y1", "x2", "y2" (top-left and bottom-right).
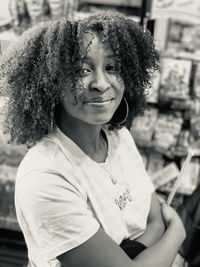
[{"x1": 0, "y1": 10, "x2": 159, "y2": 146}]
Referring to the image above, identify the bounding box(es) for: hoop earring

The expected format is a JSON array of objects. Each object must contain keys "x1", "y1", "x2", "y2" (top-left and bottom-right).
[{"x1": 110, "y1": 96, "x2": 129, "y2": 126}]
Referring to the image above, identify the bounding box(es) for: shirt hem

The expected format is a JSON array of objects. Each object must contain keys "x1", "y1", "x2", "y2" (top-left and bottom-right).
[{"x1": 41, "y1": 222, "x2": 100, "y2": 261}]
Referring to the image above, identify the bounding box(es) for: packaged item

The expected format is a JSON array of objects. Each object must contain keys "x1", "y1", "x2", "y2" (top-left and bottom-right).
[
  {"x1": 151, "y1": 162, "x2": 179, "y2": 189},
  {"x1": 146, "y1": 152, "x2": 164, "y2": 178},
  {"x1": 176, "y1": 130, "x2": 190, "y2": 148},
  {"x1": 181, "y1": 26, "x2": 196, "y2": 52},
  {"x1": 9, "y1": 0, "x2": 30, "y2": 34},
  {"x1": 160, "y1": 58, "x2": 192, "y2": 100},
  {"x1": 24, "y1": 0, "x2": 44, "y2": 23},
  {"x1": 171, "y1": 99, "x2": 192, "y2": 111},
  {"x1": 168, "y1": 21, "x2": 182, "y2": 43},
  {"x1": 190, "y1": 115, "x2": 200, "y2": 139},
  {"x1": 188, "y1": 134, "x2": 200, "y2": 157},
  {"x1": 48, "y1": 0, "x2": 62, "y2": 19},
  {"x1": 153, "y1": 113, "x2": 183, "y2": 153},
  {"x1": 62, "y1": 0, "x2": 80, "y2": 19},
  {"x1": 0, "y1": 164, "x2": 18, "y2": 182},
  {"x1": 130, "y1": 108, "x2": 158, "y2": 147},
  {"x1": 0, "y1": 144, "x2": 27, "y2": 166}
]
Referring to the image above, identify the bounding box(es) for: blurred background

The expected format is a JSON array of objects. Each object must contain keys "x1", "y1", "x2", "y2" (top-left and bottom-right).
[{"x1": 0, "y1": 0, "x2": 200, "y2": 266}]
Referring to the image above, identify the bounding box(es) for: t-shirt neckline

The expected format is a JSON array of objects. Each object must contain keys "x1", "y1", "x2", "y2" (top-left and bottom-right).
[{"x1": 54, "y1": 125, "x2": 110, "y2": 165}]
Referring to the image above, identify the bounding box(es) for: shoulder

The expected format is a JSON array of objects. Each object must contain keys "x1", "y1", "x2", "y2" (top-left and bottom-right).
[
  {"x1": 105, "y1": 126, "x2": 137, "y2": 150},
  {"x1": 105, "y1": 126, "x2": 146, "y2": 171},
  {"x1": 16, "y1": 135, "x2": 61, "y2": 178},
  {"x1": 15, "y1": 132, "x2": 75, "y2": 195},
  {"x1": 15, "y1": 133, "x2": 87, "y2": 201}
]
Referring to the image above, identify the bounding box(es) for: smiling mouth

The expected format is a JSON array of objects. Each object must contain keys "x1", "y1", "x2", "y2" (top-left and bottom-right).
[{"x1": 84, "y1": 98, "x2": 115, "y2": 104}]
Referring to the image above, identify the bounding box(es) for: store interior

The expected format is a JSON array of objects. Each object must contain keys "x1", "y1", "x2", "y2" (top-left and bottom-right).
[{"x1": 0, "y1": 0, "x2": 200, "y2": 267}]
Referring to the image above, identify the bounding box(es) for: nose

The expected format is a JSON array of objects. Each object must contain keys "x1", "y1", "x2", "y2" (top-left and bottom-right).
[{"x1": 90, "y1": 69, "x2": 110, "y2": 92}]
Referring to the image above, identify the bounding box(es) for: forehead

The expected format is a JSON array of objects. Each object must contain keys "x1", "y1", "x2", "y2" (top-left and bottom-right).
[{"x1": 80, "y1": 32, "x2": 112, "y2": 58}]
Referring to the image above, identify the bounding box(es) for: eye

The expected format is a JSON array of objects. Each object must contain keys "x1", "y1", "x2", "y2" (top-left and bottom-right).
[
  {"x1": 81, "y1": 68, "x2": 91, "y2": 75},
  {"x1": 105, "y1": 64, "x2": 117, "y2": 73}
]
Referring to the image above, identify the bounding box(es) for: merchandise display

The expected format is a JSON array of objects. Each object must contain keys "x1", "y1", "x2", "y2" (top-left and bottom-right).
[
  {"x1": 130, "y1": 107, "x2": 158, "y2": 147},
  {"x1": 2, "y1": 0, "x2": 80, "y2": 36},
  {"x1": 167, "y1": 19, "x2": 200, "y2": 55},
  {"x1": 130, "y1": 18, "x2": 200, "y2": 208},
  {"x1": 159, "y1": 58, "x2": 191, "y2": 100}
]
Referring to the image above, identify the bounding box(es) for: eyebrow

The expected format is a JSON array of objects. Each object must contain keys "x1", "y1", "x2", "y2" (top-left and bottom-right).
[{"x1": 83, "y1": 55, "x2": 114, "y2": 61}]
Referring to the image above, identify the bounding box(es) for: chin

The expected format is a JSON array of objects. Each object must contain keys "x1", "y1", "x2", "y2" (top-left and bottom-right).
[{"x1": 88, "y1": 116, "x2": 113, "y2": 125}]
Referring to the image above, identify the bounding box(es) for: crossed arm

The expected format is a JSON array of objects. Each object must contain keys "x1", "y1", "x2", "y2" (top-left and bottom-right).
[
  {"x1": 57, "y1": 192, "x2": 185, "y2": 267},
  {"x1": 135, "y1": 192, "x2": 165, "y2": 247}
]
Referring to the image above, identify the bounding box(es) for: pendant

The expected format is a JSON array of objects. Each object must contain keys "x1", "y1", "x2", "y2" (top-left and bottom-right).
[{"x1": 110, "y1": 175, "x2": 117, "y2": 184}]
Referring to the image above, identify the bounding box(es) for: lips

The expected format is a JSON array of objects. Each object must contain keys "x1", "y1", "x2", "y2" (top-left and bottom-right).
[{"x1": 84, "y1": 97, "x2": 114, "y2": 103}]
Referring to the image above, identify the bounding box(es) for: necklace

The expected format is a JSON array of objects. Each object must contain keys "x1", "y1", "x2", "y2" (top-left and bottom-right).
[
  {"x1": 99, "y1": 132, "x2": 133, "y2": 210},
  {"x1": 99, "y1": 134, "x2": 117, "y2": 185}
]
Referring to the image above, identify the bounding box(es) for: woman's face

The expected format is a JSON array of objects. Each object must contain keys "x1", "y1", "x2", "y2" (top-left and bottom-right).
[{"x1": 60, "y1": 33, "x2": 125, "y2": 126}]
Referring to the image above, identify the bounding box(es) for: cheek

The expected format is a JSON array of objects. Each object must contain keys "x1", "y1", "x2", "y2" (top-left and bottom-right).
[
  {"x1": 61, "y1": 98, "x2": 83, "y2": 117},
  {"x1": 77, "y1": 77, "x2": 90, "y2": 89},
  {"x1": 113, "y1": 76, "x2": 124, "y2": 91},
  {"x1": 116, "y1": 81, "x2": 125, "y2": 98}
]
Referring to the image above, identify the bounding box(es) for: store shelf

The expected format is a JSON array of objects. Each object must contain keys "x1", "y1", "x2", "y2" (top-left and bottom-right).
[
  {"x1": 161, "y1": 50, "x2": 200, "y2": 62},
  {"x1": 0, "y1": 217, "x2": 21, "y2": 232},
  {"x1": 82, "y1": 0, "x2": 142, "y2": 7}
]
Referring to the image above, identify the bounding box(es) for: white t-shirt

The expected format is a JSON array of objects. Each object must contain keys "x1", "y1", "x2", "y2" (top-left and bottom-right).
[{"x1": 15, "y1": 126, "x2": 154, "y2": 267}]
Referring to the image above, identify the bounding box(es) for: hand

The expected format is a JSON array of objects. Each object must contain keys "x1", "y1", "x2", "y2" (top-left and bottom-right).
[{"x1": 161, "y1": 203, "x2": 186, "y2": 241}]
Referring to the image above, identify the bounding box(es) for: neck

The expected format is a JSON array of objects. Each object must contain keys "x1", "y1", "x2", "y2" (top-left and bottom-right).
[{"x1": 55, "y1": 106, "x2": 106, "y2": 160}]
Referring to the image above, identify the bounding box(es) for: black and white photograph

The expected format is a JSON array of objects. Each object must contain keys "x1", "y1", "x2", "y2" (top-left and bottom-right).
[{"x1": 0, "y1": 0, "x2": 199, "y2": 267}]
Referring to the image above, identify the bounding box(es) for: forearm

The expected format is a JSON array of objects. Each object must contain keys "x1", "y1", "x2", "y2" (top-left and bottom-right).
[
  {"x1": 135, "y1": 221, "x2": 165, "y2": 247},
  {"x1": 136, "y1": 192, "x2": 165, "y2": 247},
  {"x1": 132, "y1": 222, "x2": 185, "y2": 267}
]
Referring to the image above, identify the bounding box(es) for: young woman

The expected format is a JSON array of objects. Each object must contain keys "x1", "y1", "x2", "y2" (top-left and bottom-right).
[{"x1": 0, "y1": 11, "x2": 185, "y2": 267}]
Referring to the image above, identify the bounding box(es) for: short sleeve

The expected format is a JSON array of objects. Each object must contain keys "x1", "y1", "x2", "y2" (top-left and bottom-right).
[{"x1": 15, "y1": 171, "x2": 100, "y2": 261}]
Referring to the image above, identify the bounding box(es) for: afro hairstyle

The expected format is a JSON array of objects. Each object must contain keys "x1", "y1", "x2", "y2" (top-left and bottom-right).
[{"x1": 0, "y1": 10, "x2": 159, "y2": 146}]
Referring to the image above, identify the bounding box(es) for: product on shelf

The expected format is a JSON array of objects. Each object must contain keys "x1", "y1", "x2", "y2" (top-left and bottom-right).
[
  {"x1": 170, "y1": 99, "x2": 192, "y2": 111},
  {"x1": 153, "y1": 113, "x2": 183, "y2": 154},
  {"x1": 130, "y1": 107, "x2": 158, "y2": 147},
  {"x1": 190, "y1": 115, "x2": 200, "y2": 139},
  {"x1": 24, "y1": 0, "x2": 45, "y2": 23},
  {"x1": 168, "y1": 19, "x2": 200, "y2": 55},
  {"x1": 151, "y1": 162, "x2": 179, "y2": 190},
  {"x1": 9, "y1": 0, "x2": 31, "y2": 35},
  {"x1": 181, "y1": 26, "x2": 196, "y2": 52},
  {"x1": 8, "y1": 0, "x2": 80, "y2": 35},
  {"x1": 168, "y1": 21, "x2": 182, "y2": 43},
  {"x1": 146, "y1": 152, "x2": 164, "y2": 178},
  {"x1": 0, "y1": 164, "x2": 17, "y2": 182},
  {"x1": 159, "y1": 58, "x2": 192, "y2": 100},
  {"x1": 177, "y1": 130, "x2": 190, "y2": 148},
  {"x1": 0, "y1": 144, "x2": 27, "y2": 166}
]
